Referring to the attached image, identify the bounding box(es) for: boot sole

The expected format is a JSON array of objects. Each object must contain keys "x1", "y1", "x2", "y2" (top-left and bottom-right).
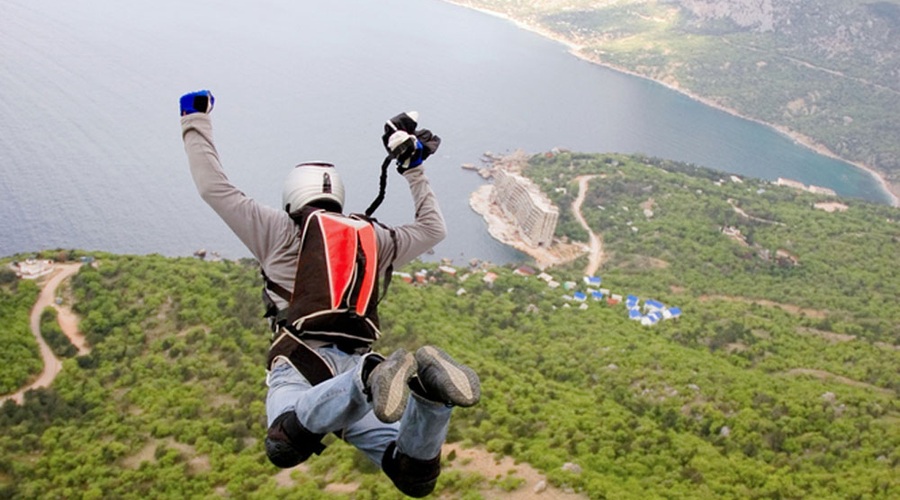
[
  {"x1": 371, "y1": 350, "x2": 417, "y2": 423},
  {"x1": 416, "y1": 346, "x2": 480, "y2": 407}
]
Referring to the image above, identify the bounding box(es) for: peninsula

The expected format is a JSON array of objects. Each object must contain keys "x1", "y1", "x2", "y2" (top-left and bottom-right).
[{"x1": 468, "y1": 151, "x2": 601, "y2": 271}]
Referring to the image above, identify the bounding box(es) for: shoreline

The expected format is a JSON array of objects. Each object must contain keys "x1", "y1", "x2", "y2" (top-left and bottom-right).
[{"x1": 444, "y1": 1, "x2": 900, "y2": 207}]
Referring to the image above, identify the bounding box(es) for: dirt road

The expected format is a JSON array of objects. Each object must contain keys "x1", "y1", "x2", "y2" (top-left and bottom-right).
[
  {"x1": 573, "y1": 175, "x2": 603, "y2": 276},
  {"x1": 1, "y1": 263, "x2": 83, "y2": 405}
]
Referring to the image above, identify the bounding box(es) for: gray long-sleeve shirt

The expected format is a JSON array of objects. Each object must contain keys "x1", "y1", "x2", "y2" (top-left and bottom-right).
[{"x1": 181, "y1": 113, "x2": 446, "y2": 317}]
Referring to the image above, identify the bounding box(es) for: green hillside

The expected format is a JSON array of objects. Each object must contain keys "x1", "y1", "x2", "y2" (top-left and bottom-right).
[{"x1": 1, "y1": 154, "x2": 898, "y2": 498}]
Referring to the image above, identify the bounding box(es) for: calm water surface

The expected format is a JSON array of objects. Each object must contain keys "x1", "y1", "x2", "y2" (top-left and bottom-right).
[{"x1": 0, "y1": 0, "x2": 891, "y2": 264}]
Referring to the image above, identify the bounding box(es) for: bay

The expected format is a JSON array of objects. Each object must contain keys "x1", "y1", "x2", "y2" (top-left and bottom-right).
[{"x1": 0, "y1": 0, "x2": 892, "y2": 265}]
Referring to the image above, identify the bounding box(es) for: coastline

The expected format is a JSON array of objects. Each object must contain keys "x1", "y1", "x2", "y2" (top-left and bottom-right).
[{"x1": 444, "y1": 1, "x2": 900, "y2": 207}]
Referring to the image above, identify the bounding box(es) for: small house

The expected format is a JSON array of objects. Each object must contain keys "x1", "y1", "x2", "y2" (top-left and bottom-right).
[
  {"x1": 514, "y1": 265, "x2": 536, "y2": 276},
  {"x1": 14, "y1": 259, "x2": 54, "y2": 279},
  {"x1": 644, "y1": 299, "x2": 665, "y2": 312},
  {"x1": 393, "y1": 271, "x2": 413, "y2": 284},
  {"x1": 641, "y1": 312, "x2": 662, "y2": 326},
  {"x1": 626, "y1": 295, "x2": 639, "y2": 308}
]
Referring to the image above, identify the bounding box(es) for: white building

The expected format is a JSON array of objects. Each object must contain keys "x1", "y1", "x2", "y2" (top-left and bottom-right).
[
  {"x1": 13, "y1": 259, "x2": 54, "y2": 279},
  {"x1": 490, "y1": 169, "x2": 559, "y2": 247}
]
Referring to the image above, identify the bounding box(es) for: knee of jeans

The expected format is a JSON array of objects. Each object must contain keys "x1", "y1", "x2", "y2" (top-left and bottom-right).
[{"x1": 265, "y1": 411, "x2": 327, "y2": 468}]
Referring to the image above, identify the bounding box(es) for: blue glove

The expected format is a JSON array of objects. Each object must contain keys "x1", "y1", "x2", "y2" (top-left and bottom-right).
[
  {"x1": 382, "y1": 112, "x2": 441, "y2": 173},
  {"x1": 180, "y1": 90, "x2": 215, "y2": 116}
]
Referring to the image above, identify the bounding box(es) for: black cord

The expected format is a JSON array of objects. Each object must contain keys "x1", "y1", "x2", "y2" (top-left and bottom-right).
[{"x1": 364, "y1": 154, "x2": 394, "y2": 218}]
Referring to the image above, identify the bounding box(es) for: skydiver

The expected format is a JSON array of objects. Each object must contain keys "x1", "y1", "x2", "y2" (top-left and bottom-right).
[{"x1": 179, "y1": 90, "x2": 480, "y2": 497}]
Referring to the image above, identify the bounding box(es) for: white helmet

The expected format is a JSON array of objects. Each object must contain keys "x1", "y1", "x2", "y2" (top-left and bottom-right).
[{"x1": 282, "y1": 162, "x2": 345, "y2": 215}]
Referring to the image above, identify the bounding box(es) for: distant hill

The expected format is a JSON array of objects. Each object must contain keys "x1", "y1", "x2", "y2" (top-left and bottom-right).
[
  {"x1": 449, "y1": 0, "x2": 900, "y2": 199},
  {"x1": 1, "y1": 153, "x2": 897, "y2": 498}
]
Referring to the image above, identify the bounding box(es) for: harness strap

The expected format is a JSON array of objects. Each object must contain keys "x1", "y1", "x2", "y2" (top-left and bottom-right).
[
  {"x1": 267, "y1": 332, "x2": 335, "y2": 386},
  {"x1": 262, "y1": 268, "x2": 292, "y2": 303}
]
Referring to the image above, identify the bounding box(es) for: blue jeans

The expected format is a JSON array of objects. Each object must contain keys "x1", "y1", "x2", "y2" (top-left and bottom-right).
[{"x1": 266, "y1": 345, "x2": 452, "y2": 464}]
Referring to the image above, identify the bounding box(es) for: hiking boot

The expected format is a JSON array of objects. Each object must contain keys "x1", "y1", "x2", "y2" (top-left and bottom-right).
[
  {"x1": 365, "y1": 349, "x2": 417, "y2": 423},
  {"x1": 413, "y1": 346, "x2": 480, "y2": 407}
]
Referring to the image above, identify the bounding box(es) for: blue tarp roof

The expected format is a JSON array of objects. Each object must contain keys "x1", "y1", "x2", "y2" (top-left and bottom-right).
[{"x1": 645, "y1": 299, "x2": 665, "y2": 310}]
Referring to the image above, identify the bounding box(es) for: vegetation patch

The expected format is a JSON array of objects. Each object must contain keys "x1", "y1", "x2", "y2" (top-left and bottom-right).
[
  {"x1": 0, "y1": 153, "x2": 897, "y2": 498},
  {"x1": 0, "y1": 277, "x2": 41, "y2": 395}
]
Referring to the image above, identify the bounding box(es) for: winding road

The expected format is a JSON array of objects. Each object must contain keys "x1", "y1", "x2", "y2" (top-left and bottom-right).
[
  {"x1": 573, "y1": 175, "x2": 604, "y2": 276},
  {"x1": 1, "y1": 263, "x2": 86, "y2": 405}
]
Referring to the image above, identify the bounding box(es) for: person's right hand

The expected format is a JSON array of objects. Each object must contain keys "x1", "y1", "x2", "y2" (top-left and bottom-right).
[
  {"x1": 180, "y1": 90, "x2": 215, "y2": 116},
  {"x1": 382, "y1": 112, "x2": 441, "y2": 173},
  {"x1": 382, "y1": 111, "x2": 418, "y2": 161}
]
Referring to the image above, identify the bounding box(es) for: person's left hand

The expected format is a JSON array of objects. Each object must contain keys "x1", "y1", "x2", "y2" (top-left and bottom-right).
[{"x1": 180, "y1": 90, "x2": 215, "y2": 116}]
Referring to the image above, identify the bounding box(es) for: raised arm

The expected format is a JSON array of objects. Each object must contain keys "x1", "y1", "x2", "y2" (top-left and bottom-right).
[
  {"x1": 180, "y1": 91, "x2": 294, "y2": 261},
  {"x1": 375, "y1": 112, "x2": 447, "y2": 269},
  {"x1": 385, "y1": 168, "x2": 447, "y2": 268}
]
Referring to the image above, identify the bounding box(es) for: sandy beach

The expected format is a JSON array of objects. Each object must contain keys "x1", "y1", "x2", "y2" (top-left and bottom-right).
[{"x1": 444, "y1": 1, "x2": 900, "y2": 207}]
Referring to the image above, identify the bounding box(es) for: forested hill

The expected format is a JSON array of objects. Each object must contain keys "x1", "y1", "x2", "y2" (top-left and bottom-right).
[
  {"x1": 449, "y1": 0, "x2": 900, "y2": 195},
  {"x1": 1, "y1": 153, "x2": 898, "y2": 498}
]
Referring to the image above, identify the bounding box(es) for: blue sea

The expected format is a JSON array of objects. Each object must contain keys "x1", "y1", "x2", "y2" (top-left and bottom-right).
[{"x1": 0, "y1": 0, "x2": 892, "y2": 264}]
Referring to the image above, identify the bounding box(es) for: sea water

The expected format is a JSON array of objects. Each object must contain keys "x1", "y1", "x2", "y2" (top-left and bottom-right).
[{"x1": 0, "y1": 0, "x2": 891, "y2": 263}]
